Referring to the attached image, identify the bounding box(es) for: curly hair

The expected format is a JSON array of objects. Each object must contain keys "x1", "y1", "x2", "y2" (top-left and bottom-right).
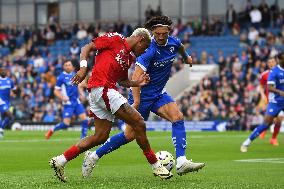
[{"x1": 144, "y1": 15, "x2": 173, "y2": 30}]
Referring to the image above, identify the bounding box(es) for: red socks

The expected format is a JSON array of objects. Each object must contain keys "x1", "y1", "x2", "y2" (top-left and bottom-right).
[
  {"x1": 63, "y1": 145, "x2": 81, "y2": 161},
  {"x1": 272, "y1": 122, "x2": 281, "y2": 139},
  {"x1": 143, "y1": 149, "x2": 158, "y2": 164}
]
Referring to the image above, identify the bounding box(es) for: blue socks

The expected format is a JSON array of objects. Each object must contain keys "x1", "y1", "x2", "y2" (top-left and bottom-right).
[
  {"x1": 96, "y1": 132, "x2": 129, "y2": 158},
  {"x1": 53, "y1": 122, "x2": 69, "y2": 131},
  {"x1": 249, "y1": 124, "x2": 269, "y2": 141},
  {"x1": 172, "y1": 120, "x2": 187, "y2": 158},
  {"x1": 0, "y1": 117, "x2": 10, "y2": 129},
  {"x1": 80, "y1": 120, "x2": 88, "y2": 139}
]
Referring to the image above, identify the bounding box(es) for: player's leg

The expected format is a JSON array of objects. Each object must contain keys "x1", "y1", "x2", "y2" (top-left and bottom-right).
[
  {"x1": 0, "y1": 104, "x2": 12, "y2": 129},
  {"x1": 153, "y1": 93, "x2": 204, "y2": 175},
  {"x1": 240, "y1": 103, "x2": 279, "y2": 152},
  {"x1": 83, "y1": 104, "x2": 171, "y2": 179},
  {"x1": 82, "y1": 88, "x2": 171, "y2": 179},
  {"x1": 76, "y1": 103, "x2": 89, "y2": 139},
  {"x1": 114, "y1": 103, "x2": 172, "y2": 179},
  {"x1": 259, "y1": 130, "x2": 267, "y2": 139},
  {"x1": 93, "y1": 103, "x2": 151, "y2": 160},
  {"x1": 270, "y1": 114, "x2": 282, "y2": 146},
  {"x1": 45, "y1": 106, "x2": 72, "y2": 139},
  {"x1": 0, "y1": 104, "x2": 12, "y2": 138},
  {"x1": 50, "y1": 119, "x2": 112, "y2": 182}
]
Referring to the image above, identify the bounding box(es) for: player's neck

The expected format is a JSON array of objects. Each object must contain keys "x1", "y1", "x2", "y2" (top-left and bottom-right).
[{"x1": 125, "y1": 37, "x2": 136, "y2": 49}]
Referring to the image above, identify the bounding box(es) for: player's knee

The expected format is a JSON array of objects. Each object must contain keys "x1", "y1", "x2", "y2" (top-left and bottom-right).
[
  {"x1": 135, "y1": 118, "x2": 146, "y2": 132},
  {"x1": 170, "y1": 111, "x2": 184, "y2": 122},
  {"x1": 96, "y1": 135, "x2": 109, "y2": 145},
  {"x1": 124, "y1": 130, "x2": 135, "y2": 141}
]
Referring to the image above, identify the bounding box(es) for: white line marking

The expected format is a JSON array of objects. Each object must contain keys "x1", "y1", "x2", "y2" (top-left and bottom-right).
[
  {"x1": 234, "y1": 158, "x2": 284, "y2": 164},
  {"x1": 0, "y1": 138, "x2": 77, "y2": 143}
]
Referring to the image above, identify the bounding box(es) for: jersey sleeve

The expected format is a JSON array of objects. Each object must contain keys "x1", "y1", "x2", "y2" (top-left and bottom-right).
[
  {"x1": 55, "y1": 75, "x2": 64, "y2": 89},
  {"x1": 136, "y1": 47, "x2": 154, "y2": 71},
  {"x1": 267, "y1": 69, "x2": 276, "y2": 85},
  {"x1": 175, "y1": 37, "x2": 182, "y2": 48},
  {"x1": 92, "y1": 33, "x2": 122, "y2": 50}
]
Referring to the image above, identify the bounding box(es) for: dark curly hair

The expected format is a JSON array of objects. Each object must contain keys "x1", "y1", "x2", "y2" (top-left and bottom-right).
[{"x1": 144, "y1": 15, "x2": 173, "y2": 30}]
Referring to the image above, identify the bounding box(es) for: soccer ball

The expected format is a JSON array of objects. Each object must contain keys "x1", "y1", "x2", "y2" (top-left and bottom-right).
[{"x1": 155, "y1": 151, "x2": 175, "y2": 171}]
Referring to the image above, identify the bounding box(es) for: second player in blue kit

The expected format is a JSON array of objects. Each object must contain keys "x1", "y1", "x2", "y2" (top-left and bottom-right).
[{"x1": 45, "y1": 61, "x2": 88, "y2": 139}]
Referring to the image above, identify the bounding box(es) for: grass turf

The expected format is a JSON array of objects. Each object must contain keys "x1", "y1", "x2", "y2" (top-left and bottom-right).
[{"x1": 0, "y1": 131, "x2": 283, "y2": 189}]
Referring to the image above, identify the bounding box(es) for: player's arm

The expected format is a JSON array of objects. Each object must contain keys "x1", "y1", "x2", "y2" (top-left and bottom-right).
[
  {"x1": 178, "y1": 43, "x2": 192, "y2": 67},
  {"x1": 54, "y1": 88, "x2": 69, "y2": 103},
  {"x1": 267, "y1": 84, "x2": 284, "y2": 97},
  {"x1": 258, "y1": 84, "x2": 267, "y2": 101},
  {"x1": 118, "y1": 71, "x2": 150, "y2": 88},
  {"x1": 72, "y1": 43, "x2": 96, "y2": 85},
  {"x1": 78, "y1": 80, "x2": 87, "y2": 102},
  {"x1": 130, "y1": 65, "x2": 146, "y2": 109},
  {"x1": 54, "y1": 76, "x2": 69, "y2": 102},
  {"x1": 9, "y1": 79, "x2": 17, "y2": 97},
  {"x1": 267, "y1": 70, "x2": 284, "y2": 97}
]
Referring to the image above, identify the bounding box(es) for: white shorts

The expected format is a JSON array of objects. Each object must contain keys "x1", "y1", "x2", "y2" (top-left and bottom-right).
[{"x1": 89, "y1": 87, "x2": 127, "y2": 122}]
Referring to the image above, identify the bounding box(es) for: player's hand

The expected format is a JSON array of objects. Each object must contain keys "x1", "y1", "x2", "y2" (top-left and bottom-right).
[
  {"x1": 185, "y1": 56, "x2": 193, "y2": 67},
  {"x1": 135, "y1": 72, "x2": 150, "y2": 86},
  {"x1": 62, "y1": 96, "x2": 69, "y2": 103},
  {"x1": 132, "y1": 102, "x2": 140, "y2": 109},
  {"x1": 184, "y1": 56, "x2": 192, "y2": 67},
  {"x1": 72, "y1": 67, "x2": 87, "y2": 85}
]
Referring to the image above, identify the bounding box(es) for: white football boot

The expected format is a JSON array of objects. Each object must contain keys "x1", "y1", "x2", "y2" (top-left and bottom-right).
[
  {"x1": 153, "y1": 162, "x2": 173, "y2": 179},
  {"x1": 82, "y1": 151, "x2": 98, "y2": 178},
  {"x1": 176, "y1": 159, "x2": 205, "y2": 176},
  {"x1": 49, "y1": 156, "x2": 67, "y2": 182}
]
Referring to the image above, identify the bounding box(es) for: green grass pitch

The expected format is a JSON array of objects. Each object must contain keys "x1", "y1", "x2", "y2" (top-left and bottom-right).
[{"x1": 0, "y1": 131, "x2": 283, "y2": 189}]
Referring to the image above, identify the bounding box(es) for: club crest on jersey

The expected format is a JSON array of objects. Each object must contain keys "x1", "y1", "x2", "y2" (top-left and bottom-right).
[{"x1": 170, "y1": 47, "x2": 174, "y2": 53}]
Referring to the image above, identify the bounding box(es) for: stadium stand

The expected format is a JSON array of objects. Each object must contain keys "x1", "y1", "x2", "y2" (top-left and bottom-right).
[{"x1": 0, "y1": 1, "x2": 284, "y2": 131}]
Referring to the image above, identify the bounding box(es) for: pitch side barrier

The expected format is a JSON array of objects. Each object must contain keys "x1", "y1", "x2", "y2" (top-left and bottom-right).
[{"x1": 12, "y1": 121, "x2": 228, "y2": 132}]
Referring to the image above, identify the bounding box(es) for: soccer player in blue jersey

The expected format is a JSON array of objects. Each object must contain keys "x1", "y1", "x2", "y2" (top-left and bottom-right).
[
  {"x1": 82, "y1": 16, "x2": 205, "y2": 177},
  {"x1": 241, "y1": 52, "x2": 284, "y2": 152},
  {"x1": 45, "y1": 61, "x2": 88, "y2": 139},
  {"x1": 0, "y1": 67, "x2": 16, "y2": 138}
]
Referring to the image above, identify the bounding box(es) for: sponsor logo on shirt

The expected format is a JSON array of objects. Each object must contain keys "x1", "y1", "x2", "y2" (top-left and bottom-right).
[{"x1": 154, "y1": 57, "x2": 176, "y2": 67}]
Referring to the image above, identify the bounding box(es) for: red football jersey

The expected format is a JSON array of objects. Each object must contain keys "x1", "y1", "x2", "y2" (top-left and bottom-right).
[
  {"x1": 260, "y1": 70, "x2": 270, "y2": 98},
  {"x1": 88, "y1": 32, "x2": 136, "y2": 90}
]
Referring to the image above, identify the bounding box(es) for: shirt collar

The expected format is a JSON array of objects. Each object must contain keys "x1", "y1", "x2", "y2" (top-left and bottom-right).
[{"x1": 152, "y1": 36, "x2": 168, "y2": 47}]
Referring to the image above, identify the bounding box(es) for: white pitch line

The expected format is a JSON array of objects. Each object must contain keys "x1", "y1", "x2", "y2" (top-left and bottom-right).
[
  {"x1": 234, "y1": 158, "x2": 284, "y2": 164},
  {"x1": 0, "y1": 138, "x2": 77, "y2": 143}
]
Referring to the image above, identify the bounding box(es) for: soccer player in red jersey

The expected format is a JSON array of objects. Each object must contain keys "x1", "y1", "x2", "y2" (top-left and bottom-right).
[
  {"x1": 258, "y1": 57, "x2": 282, "y2": 146},
  {"x1": 49, "y1": 28, "x2": 173, "y2": 182}
]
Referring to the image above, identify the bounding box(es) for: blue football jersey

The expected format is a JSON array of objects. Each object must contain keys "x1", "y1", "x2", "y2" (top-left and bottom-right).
[
  {"x1": 55, "y1": 71, "x2": 80, "y2": 105},
  {"x1": 0, "y1": 77, "x2": 15, "y2": 105},
  {"x1": 267, "y1": 65, "x2": 284, "y2": 104},
  {"x1": 134, "y1": 36, "x2": 181, "y2": 101}
]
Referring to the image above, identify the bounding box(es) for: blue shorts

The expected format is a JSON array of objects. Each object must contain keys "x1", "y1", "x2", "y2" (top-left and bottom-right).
[
  {"x1": 0, "y1": 103, "x2": 9, "y2": 113},
  {"x1": 128, "y1": 92, "x2": 175, "y2": 121},
  {"x1": 265, "y1": 103, "x2": 284, "y2": 117},
  {"x1": 62, "y1": 103, "x2": 85, "y2": 118}
]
